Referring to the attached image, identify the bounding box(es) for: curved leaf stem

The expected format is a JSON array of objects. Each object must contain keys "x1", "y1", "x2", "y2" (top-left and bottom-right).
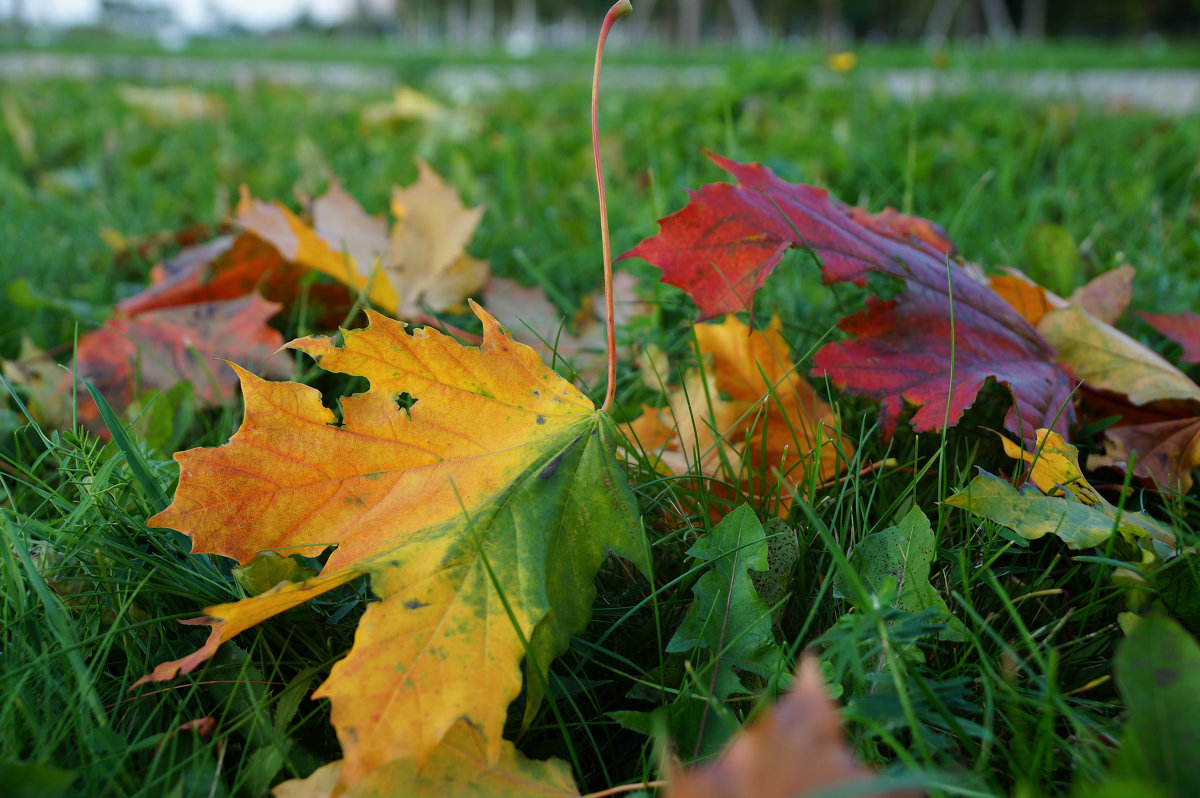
[{"x1": 593, "y1": 0, "x2": 632, "y2": 413}]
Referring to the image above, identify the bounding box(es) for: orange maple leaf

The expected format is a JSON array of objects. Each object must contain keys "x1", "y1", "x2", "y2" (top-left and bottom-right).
[
  {"x1": 627, "y1": 316, "x2": 851, "y2": 515},
  {"x1": 138, "y1": 304, "x2": 648, "y2": 795}
]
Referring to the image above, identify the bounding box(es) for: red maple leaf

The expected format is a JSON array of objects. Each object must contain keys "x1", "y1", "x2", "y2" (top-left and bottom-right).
[{"x1": 622, "y1": 151, "x2": 1076, "y2": 439}]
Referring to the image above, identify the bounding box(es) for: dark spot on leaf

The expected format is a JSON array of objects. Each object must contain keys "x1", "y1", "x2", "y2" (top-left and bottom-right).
[
  {"x1": 539, "y1": 434, "x2": 583, "y2": 480},
  {"x1": 536, "y1": 415, "x2": 546, "y2": 425},
  {"x1": 390, "y1": 560, "x2": 401, "y2": 567},
  {"x1": 405, "y1": 599, "x2": 429, "y2": 610},
  {"x1": 532, "y1": 390, "x2": 541, "y2": 398},
  {"x1": 1155, "y1": 667, "x2": 1179, "y2": 687}
]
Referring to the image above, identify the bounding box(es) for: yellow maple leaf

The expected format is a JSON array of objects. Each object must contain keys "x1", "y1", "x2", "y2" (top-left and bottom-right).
[
  {"x1": 273, "y1": 720, "x2": 579, "y2": 797},
  {"x1": 235, "y1": 161, "x2": 488, "y2": 318},
  {"x1": 138, "y1": 304, "x2": 647, "y2": 794},
  {"x1": 627, "y1": 316, "x2": 851, "y2": 515}
]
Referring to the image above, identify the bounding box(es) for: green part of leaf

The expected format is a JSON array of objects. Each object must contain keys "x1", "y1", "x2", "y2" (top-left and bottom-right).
[
  {"x1": 946, "y1": 470, "x2": 1176, "y2": 554},
  {"x1": 945, "y1": 470, "x2": 1122, "y2": 549},
  {"x1": 1113, "y1": 614, "x2": 1200, "y2": 797},
  {"x1": 0, "y1": 761, "x2": 77, "y2": 798},
  {"x1": 837, "y1": 506, "x2": 968, "y2": 642},
  {"x1": 232, "y1": 551, "x2": 319, "y2": 597},
  {"x1": 666, "y1": 504, "x2": 787, "y2": 698}
]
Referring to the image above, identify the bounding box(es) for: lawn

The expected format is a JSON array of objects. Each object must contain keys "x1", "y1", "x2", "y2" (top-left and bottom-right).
[{"x1": 2, "y1": 46, "x2": 1199, "y2": 798}]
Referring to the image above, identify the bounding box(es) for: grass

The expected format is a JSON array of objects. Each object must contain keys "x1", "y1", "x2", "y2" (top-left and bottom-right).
[{"x1": 2, "y1": 49, "x2": 1199, "y2": 797}]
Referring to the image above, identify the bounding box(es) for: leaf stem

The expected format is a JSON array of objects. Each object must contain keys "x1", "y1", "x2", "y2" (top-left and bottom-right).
[{"x1": 593, "y1": 0, "x2": 632, "y2": 413}]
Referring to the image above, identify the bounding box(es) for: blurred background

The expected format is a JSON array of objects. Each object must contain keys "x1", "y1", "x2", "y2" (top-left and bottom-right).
[{"x1": 3, "y1": 0, "x2": 1199, "y2": 52}]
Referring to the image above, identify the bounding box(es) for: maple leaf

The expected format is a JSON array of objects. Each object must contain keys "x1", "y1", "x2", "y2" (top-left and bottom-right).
[
  {"x1": 988, "y1": 264, "x2": 1135, "y2": 327},
  {"x1": 622, "y1": 151, "x2": 1075, "y2": 440},
  {"x1": 1038, "y1": 305, "x2": 1200, "y2": 405},
  {"x1": 33, "y1": 294, "x2": 290, "y2": 432},
  {"x1": 1089, "y1": 417, "x2": 1200, "y2": 494},
  {"x1": 116, "y1": 233, "x2": 356, "y2": 328},
  {"x1": 626, "y1": 315, "x2": 850, "y2": 515},
  {"x1": 273, "y1": 720, "x2": 578, "y2": 798},
  {"x1": 666, "y1": 657, "x2": 922, "y2": 798},
  {"x1": 1141, "y1": 310, "x2": 1200, "y2": 364},
  {"x1": 987, "y1": 269, "x2": 1200, "y2": 493},
  {"x1": 236, "y1": 162, "x2": 488, "y2": 318},
  {"x1": 138, "y1": 303, "x2": 648, "y2": 795}
]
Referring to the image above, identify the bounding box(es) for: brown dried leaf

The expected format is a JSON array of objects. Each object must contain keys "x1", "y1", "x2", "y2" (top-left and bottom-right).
[{"x1": 667, "y1": 657, "x2": 921, "y2": 798}]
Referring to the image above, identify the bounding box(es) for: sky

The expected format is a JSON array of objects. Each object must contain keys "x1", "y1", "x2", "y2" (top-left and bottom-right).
[{"x1": 13, "y1": 0, "x2": 350, "y2": 31}]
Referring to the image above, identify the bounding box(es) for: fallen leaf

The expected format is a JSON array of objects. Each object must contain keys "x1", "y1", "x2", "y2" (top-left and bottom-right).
[
  {"x1": 1112, "y1": 614, "x2": 1200, "y2": 796},
  {"x1": 989, "y1": 265, "x2": 1134, "y2": 327},
  {"x1": 360, "y1": 85, "x2": 447, "y2": 127},
  {"x1": 623, "y1": 151, "x2": 1076, "y2": 440},
  {"x1": 996, "y1": 428, "x2": 1104, "y2": 504},
  {"x1": 117, "y1": 233, "x2": 356, "y2": 327},
  {"x1": 72, "y1": 293, "x2": 292, "y2": 429},
  {"x1": 1038, "y1": 304, "x2": 1200, "y2": 405},
  {"x1": 835, "y1": 506, "x2": 967, "y2": 641},
  {"x1": 986, "y1": 269, "x2": 1065, "y2": 327},
  {"x1": 1141, "y1": 310, "x2": 1200, "y2": 364},
  {"x1": 117, "y1": 85, "x2": 224, "y2": 124},
  {"x1": 626, "y1": 315, "x2": 850, "y2": 514},
  {"x1": 666, "y1": 657, "x2": 921, "y2": 798},
  {"x1": 274, "y1": 720, "x2": 578, "y2": 798},
  {"x1": 138, "y1": 304, "x2": 648, "y2": 795},
  {"x1": 946, "y1": 430, "x2": 1176, "y2": 552},
  {"x1": 2, "y1": 335, "x2": 74, "y2": 428},
  {"x1": 1070, "y1": 264, "x2": 1135, "y2": 325},
  {"x1": 1088, "y1": 416, "x2": 1200, "y2": 495},
  {"x1": 1024, "y1": 222, "x2": 1082, "y2": 297},
  {"x1": 236, "y1": 161, "x2": 488, "y2": 318}
]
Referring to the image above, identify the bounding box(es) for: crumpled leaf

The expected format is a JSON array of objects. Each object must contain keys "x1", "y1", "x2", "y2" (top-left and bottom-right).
[
  {"x1": 138, "y1": 303, "x2": 648, "y2": 796},
  {"x1": 1141, "y1": 310, "x2": 1200, "y2": 364},
  {"x1": 1089, "y1": 416, "x2": 1200, "y2": 495},
  {"x1": 236, "y1": 161, "x2": 488, "y2": 318},
  {"x1": 835, "y1": 506, "x2": 967, "y2": 641},
  {"x1": 274, "y1": 720, "x2": 579, "y2": 798},
  {"x1": 625, "y1": 315, "x2": 850, "y2": 515},
  {"x1": 623, "y1": 151, "x2": 1076, "y2": 441},
  {"x1": 666, "y1": 657, "x2": 921, "y2": 798},
  {"x1": 116, "y1": 233, "x2": 356, "y2": 328},
  {"x1": 946, "y1": 430, "x2": 1176, "y2": 552},
  {"x1": 667, "y1": 505, "x2": 788, "y2": 698}
]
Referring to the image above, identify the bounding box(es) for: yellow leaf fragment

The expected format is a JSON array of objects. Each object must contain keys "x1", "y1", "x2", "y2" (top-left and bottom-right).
[
  {"x1": 1038, "y1": 304, "x2": 1200, "y2": 405},
  {"x1": 997, "y1": 428, "x2": 1103, "y2": 505},
  {"x1": 274, "y1": 721, "x2": 578, "y2": 798}
]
